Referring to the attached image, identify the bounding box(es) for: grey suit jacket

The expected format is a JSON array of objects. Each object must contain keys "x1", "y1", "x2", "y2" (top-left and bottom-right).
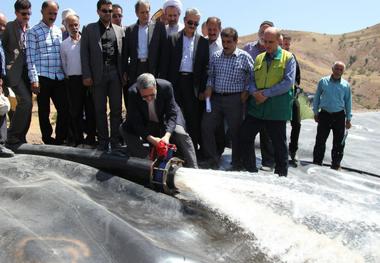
[
  {"x1": 2, "y1": 20, "x2": 28, "y2": 87},
  {"x1": 81, "y1": 21, "x2": 124, "y2": 86}
]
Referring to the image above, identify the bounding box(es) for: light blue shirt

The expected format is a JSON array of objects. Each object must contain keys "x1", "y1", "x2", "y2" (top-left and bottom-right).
[
  {"x1": 179, "y1": 35, "x2": 195, "y2": 73},
  {"x1": 248, "y1": 47, "x2": 296, "y2": 97},
  {"x1": 26, "y1": 21, "x2": 64, "y2": 83},
  {"x1": 0, "y1": 41, "x2": 5, "y2": 78},
  {"x1": 138, "y1": 24, "x2": 148, "y2": 59},
  {"x1": 313, "y1": 76, "x2": 352, "y2": 120}
]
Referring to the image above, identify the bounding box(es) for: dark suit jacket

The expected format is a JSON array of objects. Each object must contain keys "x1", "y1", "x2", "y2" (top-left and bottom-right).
[
  {"x1": 2, "y1": 20, "x2": 28, "y2": 87},
  {"x1": 81, "y1": 21, "x2": 124, "y2": 86},
  {"x1": 123, "y1": 20, "x2": 168, "y2": 86},
  {"x1": 167, "y1": 30, "x2": 209, "y2": 97},
  {"x1": 125, "y1": 79, "x2": 185, "y2": 139}
]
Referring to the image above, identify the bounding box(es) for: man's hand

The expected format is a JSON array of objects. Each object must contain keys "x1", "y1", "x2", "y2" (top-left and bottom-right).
[
  {"x1": 241, "y1": 90, "x2": 249, "y2": 103},
  {"x1": 198, "y1": 92, "x2": 205, "y2": 101},
  {"x1": 147, "y1": 135, "x2": 161, "y2": 147},
  {"x1": 204, "y1": 86, "x2": 212, "y2": 99},
  {"x1": 31, "y1": 82, "x2": 40, "y2": 94},
  {"x1": 346, "y1": 120, "x2": 352, "y2": 129},
  {"x1": 0, "y1": 78, "x2": 3, "y2": 94},
  {"x1": 160, "y1": 132, "x2": 171, "y2": 145},
  {"x1": 123, "y1": 72, "x2": 128, "y2": 83},
  {"x1": 253, "y1": 90, "x2": 267, "y2": 104},
  {"x1": 83, "y1": 78, "x2": 93, "y2": 87},
  {"x1": 314, "y1": 114, "x2": 319, "y2": 123}
]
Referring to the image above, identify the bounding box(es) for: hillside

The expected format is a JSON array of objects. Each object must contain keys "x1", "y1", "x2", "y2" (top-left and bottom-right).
[{"x1": 239, "y1": 23, "x2": 380, "y2": 110}]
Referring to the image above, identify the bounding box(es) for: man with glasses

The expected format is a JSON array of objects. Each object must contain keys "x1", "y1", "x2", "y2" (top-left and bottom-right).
[
  {"x1": 120, "y1": 73, "x2": 197, "y2": 168},
  {"x1": 167, "y1": 8, "x2": 209, "y2": 158},
  {"x1": 123, "y1": 0, "x2": 168, "y2": 90},
  {"x1": 111, "y1": 4, "x2": 124, "y2": 27},
  {"x1": 26, "y1": 1, "x2": 69, "y2": 146},
  {"x1": 2, "y1": 0, "x2": 33, "y2": 147},
  {"x1": 81, "y1": 0, "x2": 125, "y2": 152}
]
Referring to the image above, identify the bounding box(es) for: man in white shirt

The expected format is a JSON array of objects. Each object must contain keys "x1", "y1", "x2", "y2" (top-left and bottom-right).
[{"x1": 60, "y1": 14, "x2": 96, "y2": 147}]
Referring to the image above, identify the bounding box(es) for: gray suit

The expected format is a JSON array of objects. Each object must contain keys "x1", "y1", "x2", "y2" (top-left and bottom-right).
[
  {"x1": 2, "y1": 20, "x2": 32, "y2": 144},
  {"x1": 81, "y1": 22, "x2": 124, "y2": 86},
  {"x1": 80, "y1": 21, "x2": 125, "y2": 149}
]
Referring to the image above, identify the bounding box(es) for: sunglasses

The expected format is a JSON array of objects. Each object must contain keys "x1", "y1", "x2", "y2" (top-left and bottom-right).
[
  {"x1": 112, "y1": 14, "x2": 123, "y2": 18},
  {"x1": 19, "y1": 11, "x2": 32, "y2": 17},
  {"x1": 101, "y1": 9, "x2": 113, "y2": 14},
  {"x1": 186, "y1": 20, "x2": 199, "y2": 27}
]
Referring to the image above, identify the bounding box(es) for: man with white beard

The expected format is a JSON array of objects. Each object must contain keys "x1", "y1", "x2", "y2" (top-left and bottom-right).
[{"x1": 163, "y1": 0, "x2": 183, "y2": 36}]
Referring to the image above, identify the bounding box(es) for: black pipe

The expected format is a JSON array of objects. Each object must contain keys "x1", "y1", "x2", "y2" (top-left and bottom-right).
[{"x1": 11, "y1": 144, "x2": 179, "y2": 193}]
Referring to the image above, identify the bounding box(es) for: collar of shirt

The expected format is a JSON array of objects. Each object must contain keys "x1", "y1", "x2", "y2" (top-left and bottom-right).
[
  {"x1": 265, "y1": 46, "x2": 282, "y2": 61},
  {"x1": 329, "y1": 75, "x2": 342, "y2": 82},
  {"x1": 39, "y1": 20, "x2": 55, "y2": 29},
  {"x1": 254, "y1": 40, "x2": 266, "y2": 52},
  {"x1": 98, "y1": 20, "x2": 112, "y2": 30},
  {"x1": 222, "y1": 48, "x2": 239, "y2": 57},
  {"x1": 16, "y1": 19, "x2": 28, "y2": 32}
]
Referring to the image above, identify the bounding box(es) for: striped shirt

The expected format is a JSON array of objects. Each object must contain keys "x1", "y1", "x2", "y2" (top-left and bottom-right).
[
  {"x1": 26, "y1": 21, "x2": 64, "y2": 83},
  {"x1": 207, "y1": 48, "x2": 254, "y2": 93},
  {"x1": 0, "y1": 41, "x2": 5, "y2": 78}
]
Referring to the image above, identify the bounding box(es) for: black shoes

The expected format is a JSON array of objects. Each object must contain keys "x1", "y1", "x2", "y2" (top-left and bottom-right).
[
  {"x1": 0, "y1": 145, "x2": 14, "y2": 158},
  {"x1": 289, "y1": 152, "x2": 299, "y2": 167}
]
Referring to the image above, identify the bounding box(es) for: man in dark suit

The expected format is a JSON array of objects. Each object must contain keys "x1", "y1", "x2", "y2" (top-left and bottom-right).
[
  {"x1": 81, "y1": 0, "x2": 125, "y2": 151},
  {"x1": 2, "y1": 0, "x2": 32, "y2": 146},
  {"x1": 123, "y1": 0, "x2": 168, "y2": 90},
  {"x1": 120, "y1": 73, "x2": 197, "y2": 168},
  {"x1": 167, "y1": 8, "x2": 209, "y2": 154}
]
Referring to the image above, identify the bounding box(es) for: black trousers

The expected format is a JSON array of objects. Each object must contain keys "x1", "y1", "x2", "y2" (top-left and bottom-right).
[
  {"x1": 313, "y1": 110, "x2": 346, "y2": 167},
  {"x1": 174, "y1": 74, "x2": 200, "y2": 150},
  {"x1": 93, "y1": 66, "x2": 122, "y2": 147},
  {"x1": 37, "y1": 76, "x2": 68, "y2": 144},
  {"x1": 240, "y1": 115, "x2": 288, "y2": 174},
  {"x1": 7, "y1": 69, "x2": 32, "y2": 144},
  {"x1": 66, "y1": 75, "x2": 96, "y2": 145},
  {"x1": 289, "y1": 98, "x2": 301, "y2": 155}
]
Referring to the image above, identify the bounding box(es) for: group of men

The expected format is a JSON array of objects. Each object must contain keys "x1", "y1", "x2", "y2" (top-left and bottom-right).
[{"x1": 0, "y1": 0, "x2": 352, "y2": 176}]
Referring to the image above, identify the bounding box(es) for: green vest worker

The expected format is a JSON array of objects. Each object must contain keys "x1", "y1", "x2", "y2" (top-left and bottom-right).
[{"x1": 240, "y1": 27, "x2": 296, "y2": 177}]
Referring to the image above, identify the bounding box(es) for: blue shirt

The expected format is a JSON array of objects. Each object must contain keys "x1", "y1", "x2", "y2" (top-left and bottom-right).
[
  {"x1": 0, "y1": 41, "x2": 5, "y2": 78},
  {"x1": 243, "y1": 40, "x2": 265, "y2": 61},
  {"x1": 207, "y1": 48, "x2": 254, "y2": 94},
  {"x1": 313, "y1": 76, "x2": 352, "y2": 120},
  {"x1": 249, "y1": 47, "x2": 296, "y2": 97},
  {"x1": 26, "y1": 21, "x2": 64, "y2": 83}
]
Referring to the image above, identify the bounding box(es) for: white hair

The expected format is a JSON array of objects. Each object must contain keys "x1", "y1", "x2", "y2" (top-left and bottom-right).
[
  {"x1": 332, "y1": 61, "x2": 346, "y2": 70},
  {"x1": 185, "y1": 8, "x2": 201, "y2": 18},
  {"x1": 136, "y1": 73, "x2": 156, "y2": 90}
]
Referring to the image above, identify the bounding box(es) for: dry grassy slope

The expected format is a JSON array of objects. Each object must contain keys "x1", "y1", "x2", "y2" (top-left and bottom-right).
[{"x1": 239, "y1": 23, "x2": 380, "y2": 110}]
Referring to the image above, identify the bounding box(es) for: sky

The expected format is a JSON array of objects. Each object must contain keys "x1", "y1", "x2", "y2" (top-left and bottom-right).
[{"x1": 1, "y1": 0, "x2": 380, "y2": 36}]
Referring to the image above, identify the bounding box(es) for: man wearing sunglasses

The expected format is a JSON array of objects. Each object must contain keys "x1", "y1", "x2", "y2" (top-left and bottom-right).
[
  {"x1": 111, "y1": 4, "x2": 123, "y2": 28},
  {"x1": 167, "y1": 8, "x2": 209, "y2": 159},
  {"x1": 120, "y1": 73, "x2": 197, "y2": 168},
  {"x1": 81, "y1": 0, "x2": 125, "y2": 152},
  {"x1": 2, "y1": 0, "x2": 33, "y2": 148}
]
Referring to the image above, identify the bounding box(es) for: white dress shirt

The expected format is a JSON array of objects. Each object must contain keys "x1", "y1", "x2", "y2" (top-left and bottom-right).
[
  {"x1": 179, "y1": 34, "x2": 195, "y2": 73},
  {"x1": 138, "y1": 24, "x2": 149, "y2": 59},
  {"x1": 209, "y1": 36, "x2": 223, "y2": 60},
  {"x1": 60, "y1": 35, "x2": 82, "y2": 76}
]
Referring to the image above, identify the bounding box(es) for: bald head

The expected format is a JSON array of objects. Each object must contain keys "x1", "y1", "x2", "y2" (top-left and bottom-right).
[
  {"x1": 263, "y1": 27, "x2": 281, "y2": 54},
  {"x1": 41, "y1": 1, "x2": 59, "y2": 27},
  {"x1": 0, "y1": 13, "x2": 7, "y2": 34}
]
